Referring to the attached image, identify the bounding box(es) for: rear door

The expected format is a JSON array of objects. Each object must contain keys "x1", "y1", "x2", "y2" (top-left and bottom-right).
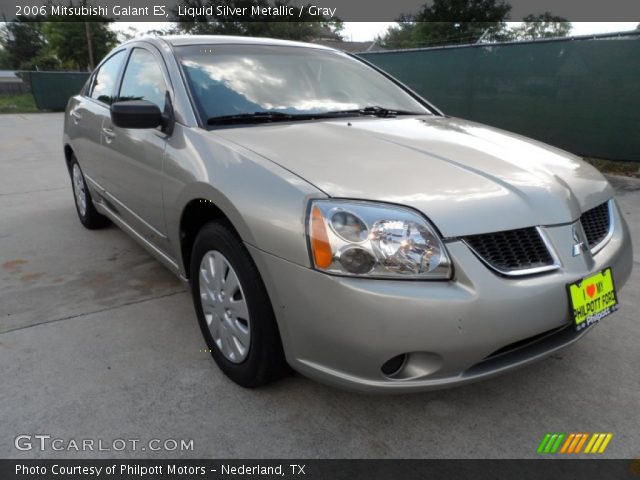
[
  {"x1": 100, "y1": 45, "x2": 172, "y2": 253},
  {"x1": 67, "y1": 49, "x2": 126, "y2": 187}
]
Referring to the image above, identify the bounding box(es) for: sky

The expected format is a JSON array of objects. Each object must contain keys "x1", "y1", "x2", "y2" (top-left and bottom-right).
[
  {"x1": 344, "y1": 22, "x2": 639, "y2": 41},
  {"x1": 114, "y1": 22, "x2": 639, "y2": 41}
]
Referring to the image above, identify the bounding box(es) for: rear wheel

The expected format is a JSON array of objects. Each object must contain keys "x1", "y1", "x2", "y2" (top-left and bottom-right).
[
  {"x1": 70, "y1": 157, "x2": 110, "y2": 229},
  {"x1": 190, "y1": 222, "x2": 289, "y2": 387}
]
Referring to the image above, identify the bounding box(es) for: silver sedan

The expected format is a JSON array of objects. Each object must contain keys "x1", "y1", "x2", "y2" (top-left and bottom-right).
[{"x1": 63, "y1": 35, "x2": 632, "y2": 392}]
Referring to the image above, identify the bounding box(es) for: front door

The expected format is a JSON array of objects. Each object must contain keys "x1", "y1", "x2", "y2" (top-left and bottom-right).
[
  {"x1": 100, "y1": 46, "x2": 172, "y2": 254},
  {"x1": 70, "y1": 49, "x2": 126, "y2": 188}
]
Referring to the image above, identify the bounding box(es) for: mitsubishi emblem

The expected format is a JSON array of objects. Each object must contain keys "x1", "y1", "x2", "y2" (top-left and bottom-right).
[{"x1": 572, "y1": 224, "x2": 588, "y2": 257}]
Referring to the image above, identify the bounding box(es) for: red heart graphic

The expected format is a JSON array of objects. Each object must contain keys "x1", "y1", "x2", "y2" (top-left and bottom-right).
[{"x1": 586, "y1": 284, "x2": 596, "y2": 299}]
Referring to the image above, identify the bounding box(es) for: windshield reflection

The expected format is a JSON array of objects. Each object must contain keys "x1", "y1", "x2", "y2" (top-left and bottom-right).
[{"x1": 176, "y1": 44, "x2": 430, "y2": 122}]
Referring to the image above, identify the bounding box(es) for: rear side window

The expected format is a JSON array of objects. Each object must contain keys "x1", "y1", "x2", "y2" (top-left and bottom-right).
[
  {"x1": 118, "y1": 48, "x2": 168, "y2": 111},
  {"x1": 89, "y1": 50, "x2": 125, "y2": 105}
]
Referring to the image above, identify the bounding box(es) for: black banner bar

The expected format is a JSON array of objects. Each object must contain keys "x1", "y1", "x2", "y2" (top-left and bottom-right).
[
  {"x1": 2, "y1": 459, "x2": 640, "y2": 480},
  {"x1": 1, "y1": 0, "x2": 640, "y2": 21}
]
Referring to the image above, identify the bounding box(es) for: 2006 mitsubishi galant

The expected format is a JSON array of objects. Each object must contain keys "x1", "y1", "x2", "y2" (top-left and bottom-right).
[{"x1": 63, "y1": 35, "x2": 632, "y2": 392}]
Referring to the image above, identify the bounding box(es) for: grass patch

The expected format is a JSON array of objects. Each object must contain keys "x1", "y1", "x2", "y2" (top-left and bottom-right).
[
  {"x1": 0, "y1": 93, "x2": 39, "y2": 113},
  {"x1": 584, "y1": 157, "x2": 639, "y2": 178}
]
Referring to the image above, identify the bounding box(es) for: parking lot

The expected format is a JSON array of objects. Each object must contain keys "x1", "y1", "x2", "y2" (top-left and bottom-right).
[{"x1": 1, "y1": 112, "x2": 639, "y2": 459}]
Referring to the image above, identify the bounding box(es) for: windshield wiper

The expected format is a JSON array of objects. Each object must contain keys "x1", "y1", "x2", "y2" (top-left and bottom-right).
[
  {"x1": 326, "y1": 106, "x2": 425, "y2": 118},
  {"x1": 206, "y1": 106, "x2": 425, "y2": 126},
  {"x1": 207, "y1": 111, "x2": 300, "y2": 125},
  {"x1": 207, "y1": 110, "x2": 365, "y2": 125}
]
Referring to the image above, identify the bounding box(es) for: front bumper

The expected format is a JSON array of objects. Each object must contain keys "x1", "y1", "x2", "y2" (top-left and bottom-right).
[{"x1": 249, "y1": 202, "x2": 633, "y2": 393}]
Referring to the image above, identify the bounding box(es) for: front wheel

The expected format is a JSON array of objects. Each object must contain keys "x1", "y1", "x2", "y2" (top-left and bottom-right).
[
  {"x1": 70, "y1": 157, "x2": 110, "y2": 229},
  {"x1": 190, "y1": 222, "x2": 289, "y2": 387}
]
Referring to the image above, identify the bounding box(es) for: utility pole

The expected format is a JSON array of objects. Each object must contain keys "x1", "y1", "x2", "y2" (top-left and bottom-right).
[
  {"x1": 476, "y1": 28, "x2": 490, "y2": 44},
  {"x1": 85, "y1": 21, "x2": 94, "y2": 70}
]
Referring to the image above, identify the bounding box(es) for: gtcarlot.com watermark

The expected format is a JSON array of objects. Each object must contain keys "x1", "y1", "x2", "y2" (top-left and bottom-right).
[{"x1": 15, "y1": 434, "x2": 194, "y2": 453}]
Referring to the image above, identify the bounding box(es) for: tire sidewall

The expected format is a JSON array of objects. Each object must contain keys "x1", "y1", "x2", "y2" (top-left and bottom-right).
[
  {"x1": 71, "y1": 160, "x2": 91, "y2": 226},
  {"x1": 69, "y1": 156, "x2": 110, "y2": 229},
  {"x1": 190, "y1": 222, "x2": 285, "y2": 387}
]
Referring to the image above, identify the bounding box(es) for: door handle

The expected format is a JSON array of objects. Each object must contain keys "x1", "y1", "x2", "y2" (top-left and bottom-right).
[
  {"x1": 70, "y1": 110, "x2": 82, "y2": 124},
  {"x1": 102, "y1": 127, "x2": 115, "y2": 143}
]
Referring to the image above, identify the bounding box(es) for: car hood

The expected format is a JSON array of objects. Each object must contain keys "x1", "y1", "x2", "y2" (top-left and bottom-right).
[{"x1": 213, "y1": 116, "x2": 612, "y2": 237}]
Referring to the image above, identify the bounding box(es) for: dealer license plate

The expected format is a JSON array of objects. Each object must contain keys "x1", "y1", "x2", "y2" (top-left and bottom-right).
[{"x1": 568, "y1": 267, "x2": 619, "y2": 332}]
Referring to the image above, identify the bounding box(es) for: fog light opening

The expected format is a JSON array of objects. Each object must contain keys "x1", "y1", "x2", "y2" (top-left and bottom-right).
[
  {"x1": 381, "y1": 354, "x2": 407, "y2": 377},
  {"x1": 380, "y1": 352, "x2": 444, "y2": 380}
]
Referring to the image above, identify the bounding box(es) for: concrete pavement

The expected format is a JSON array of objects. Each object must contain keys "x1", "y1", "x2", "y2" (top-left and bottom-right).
[{"x1": 1, "y1": 113, "x2": 639, "y2": 459}]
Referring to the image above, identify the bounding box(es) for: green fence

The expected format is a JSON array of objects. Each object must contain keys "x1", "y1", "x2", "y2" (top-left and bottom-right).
[
  {"x1": 360, "y1": 32, "x2": 640, "y2": 161},
  {"x1": 21, "y1": 71, "x2": 90, "y2": 111}
]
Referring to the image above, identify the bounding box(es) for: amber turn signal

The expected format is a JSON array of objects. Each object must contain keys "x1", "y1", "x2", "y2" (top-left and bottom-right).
[{"x1": 310, "y1": 205, "x2": 333, "y2": 268}]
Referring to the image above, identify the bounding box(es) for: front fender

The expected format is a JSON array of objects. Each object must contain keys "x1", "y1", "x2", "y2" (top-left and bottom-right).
[{"x1": 163, "y1": 124, "x2": 325, "y2": 275}]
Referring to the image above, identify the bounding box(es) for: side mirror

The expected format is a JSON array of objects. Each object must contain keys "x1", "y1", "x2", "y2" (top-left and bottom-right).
[{"x1": 111, "y1": 100, "x2": 161, "y2": 129}]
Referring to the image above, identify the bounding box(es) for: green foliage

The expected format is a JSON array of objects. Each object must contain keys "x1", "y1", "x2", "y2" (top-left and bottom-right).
[
  {"x1": 19, "y1": 52, "x2": 63, "y2": 71},
  {"x1": 170, "y1": 0, "x2": 342, "y2": 41},
  {"x1": 508, "y1": 13, "x2": 571, "y2": 40},
  {"x1": 41, "y1": 21, "x2": 117, "y2": 70},
  {"x1": 0, "y1": 21, "x2": 45, "y2": 69},
  {"x1": 1, "y1": 0, "x2": 117, "y2": 72},
  {"x1": 0, "y1": 47, "x2": 11, "y2": 69},
  {"x1": 374, "y1": 18, "x2": 417, "y2": 49},
  {"x1": 376, "y1": 0, "x2": 511, "y2": 48}
]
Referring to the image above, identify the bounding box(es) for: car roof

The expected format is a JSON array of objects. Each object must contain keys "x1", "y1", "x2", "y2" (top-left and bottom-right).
[{"x1": 130, "y1": 35, "x2": 336, "y2": 51}]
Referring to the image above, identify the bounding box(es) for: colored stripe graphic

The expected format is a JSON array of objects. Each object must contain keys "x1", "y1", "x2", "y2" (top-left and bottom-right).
[
  {"x1": 537, "y1": 434, "x2": 552, "y2": 454},
  {"x1": 550, "y1": 434, "x2": 565, "y2": 453},
  {"x1": 560, "y1": 433, "x2": 574, "y2": 453},
  {"x1": 567, "y1": 433, "x2": 582, "y2": 453},
  {"x1": 598, "y1": 434, "x2": 613, "y2": 453},
  {"x1": 585, "y1": 433, "x2": 613, "y2": 454},
  {"x1": 574, "y1": 433, "x2": 588, "y2": 453},
  {"x1": 584, "y1": 434, "x2": 598, "y2": 453},
  {"x1": 539, "y1": 433, "x2": 613, "y2": 454},
  {"x1": 537, "y1": 433, "x2": 565, "y2": 454}
]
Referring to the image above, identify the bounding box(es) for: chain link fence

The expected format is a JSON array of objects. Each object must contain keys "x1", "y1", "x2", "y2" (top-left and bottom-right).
[{"x1": 360, "y1": 32, "x2": 640, "y2": 161}]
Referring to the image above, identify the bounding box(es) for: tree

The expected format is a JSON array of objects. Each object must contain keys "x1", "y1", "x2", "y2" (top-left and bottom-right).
[
  {"x1": 0, "y1": 20, "x2": 45, "y2": 69},
  {"x1": 116, "y1": 25, "x2": 140, "y2": 43},
  {"x1": 0, "y1": 46, "x2": 10, "y2": 68},
  {"x1": 374, "y1": 16, "x2": 416, "y2": 49},
  {"x1": 508, "y1": 13, "x2": 571, "y2": 40},
  {"x1": 376, "y1": 0, "x2": 511, "y2": 49},
  {"x1": 1, "y1": 1, "x2": 117, "y2": 71},
  {"x1": 42, "y1": 21, "x2": 117, "y2": 70},
  {"x1": 171, "y1": 0, "x2": 342, "y2": 41}
]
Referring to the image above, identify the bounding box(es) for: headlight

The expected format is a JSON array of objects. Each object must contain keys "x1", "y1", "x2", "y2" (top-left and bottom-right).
[{"x1": 308, "y1": 200, "x2": 451, "y2": 279}]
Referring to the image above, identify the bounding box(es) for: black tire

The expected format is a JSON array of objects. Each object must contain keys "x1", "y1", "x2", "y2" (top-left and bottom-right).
[
  {"x1": 69, "y1": 156, "x2": 111, "y2": 229},
  {"x1": 190, "y1": 222, "x2": 289, "y2": 387}
]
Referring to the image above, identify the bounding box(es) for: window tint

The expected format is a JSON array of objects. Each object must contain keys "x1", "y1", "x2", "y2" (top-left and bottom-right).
[
  {"x1": 89, "y1": 50, "x2": 125, "y2": 105},
  {"x1": 119, "y1": 48, "x2": 168, "y2": 111}
]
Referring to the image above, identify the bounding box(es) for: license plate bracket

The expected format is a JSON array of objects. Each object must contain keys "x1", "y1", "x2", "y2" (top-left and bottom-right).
[{"x1": 567, "y1": 267, "x2": 619, "y2": 332}]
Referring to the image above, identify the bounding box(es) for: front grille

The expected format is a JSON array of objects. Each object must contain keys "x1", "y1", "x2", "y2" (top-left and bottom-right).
[
  {"x1": 464, "y1": 227, "x2": 554, "y2": 274},
  {"x1": 580, "y1": 201, "x2": 611, "y2": 249}
]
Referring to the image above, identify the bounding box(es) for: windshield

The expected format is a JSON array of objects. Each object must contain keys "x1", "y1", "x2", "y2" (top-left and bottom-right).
[{"x1": 174, "y1": 44, "x2": 431, "y2": 123}]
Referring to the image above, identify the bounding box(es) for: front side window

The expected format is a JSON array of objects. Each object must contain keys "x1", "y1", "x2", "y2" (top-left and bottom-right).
[
  {"x1": 89, "y1": 50, "x2": 125, "y2": 105},
  {"x1": 118, "y1": 48, "x2": 168, "y2": 111},
  {"x1": 174, "y1": 45, "x2": 430, "y2": 123}
]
